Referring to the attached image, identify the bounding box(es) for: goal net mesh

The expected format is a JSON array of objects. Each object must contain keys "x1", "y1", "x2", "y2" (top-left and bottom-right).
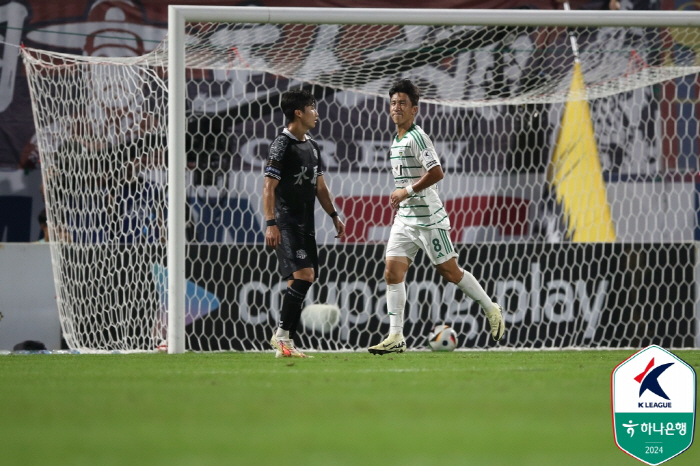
[{"x1": 22, "y1": 17, "x2": 700, "y2": 352}]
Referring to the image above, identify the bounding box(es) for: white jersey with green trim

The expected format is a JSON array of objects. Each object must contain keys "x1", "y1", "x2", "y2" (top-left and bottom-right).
[{"x1": 390, "y1": 124, "x2": 450, "y2": 230}]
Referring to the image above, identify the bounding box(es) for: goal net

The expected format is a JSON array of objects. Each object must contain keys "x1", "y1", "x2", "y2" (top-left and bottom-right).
[{"x1": 22, "y1": 8, "x2": 700, "y2": 352}]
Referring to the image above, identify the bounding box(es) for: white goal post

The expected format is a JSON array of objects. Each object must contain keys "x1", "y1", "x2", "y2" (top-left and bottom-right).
[{"x1": 23, "y1": 7, "x2": 700, "y2": 353}]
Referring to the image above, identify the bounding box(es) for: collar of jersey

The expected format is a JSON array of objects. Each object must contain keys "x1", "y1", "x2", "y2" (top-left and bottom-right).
[
  {"x1": 283, "y1": 128, "x2": 307, "y2": 141},
  {"x1": 395, "y1": 123, "x2": 416, "y2": 143}
]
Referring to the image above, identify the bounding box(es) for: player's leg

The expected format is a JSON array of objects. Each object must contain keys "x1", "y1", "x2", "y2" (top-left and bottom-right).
[
  {"x1": 434, "y1": 258, "x2": 504, "y2": 341},
  {"x1": 271, "y1": 268, "x2": 314, "y2": 358},
  {"x1": 368, "y1": 224, "x2": 417, "y2": 355},
  {"x1": 287, "y1": 270, "x2": 314, "y2": 335},
  {"x1": 286, "y1": 234, "x2": 319, "y2": 338},
  {"x1": 270, "y1": 230, "x2": 316, "y2": 357},
  {"x1": 368, "y1": 258, "x2": 410, "y2": 355},
  {"x1": 385, "y1": 257, "x2": 409, "y2": 336},
  {"x1": 424, "y1": 229, "x2": 505, "y2": 342},
  {"x1": 277, "y1": 268, "x2": 314, "y2": 339}
]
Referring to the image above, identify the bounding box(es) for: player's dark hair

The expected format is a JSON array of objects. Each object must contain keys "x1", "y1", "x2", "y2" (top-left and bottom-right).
[
  {"x1": 389, "y1": 79, "x2": 420, "y2": 107},
  {"x1": 281, "y1": 89, "x2": 316, "y2": 125}
]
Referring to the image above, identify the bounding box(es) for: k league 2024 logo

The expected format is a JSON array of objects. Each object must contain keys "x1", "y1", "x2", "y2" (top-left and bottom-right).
[{"x1": 612, "y1": 345, "x2": 696, "y2": 465}]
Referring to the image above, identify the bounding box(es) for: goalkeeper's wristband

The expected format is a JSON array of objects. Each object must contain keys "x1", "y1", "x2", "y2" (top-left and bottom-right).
[
  {"x1": 405, "y1": 184, "x2": 415, "y2": 196},
  {"x1": 329, "y1": 211, "x2": 339, "y2": 218},
  {"x1": 266, "y1": 219, "x2": 277, "y2": 227}
]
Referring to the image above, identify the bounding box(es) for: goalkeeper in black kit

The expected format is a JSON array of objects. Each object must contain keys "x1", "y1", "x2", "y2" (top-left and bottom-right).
[{"x1": 263, "y1": 89, "x2": 346, "y2": 358}]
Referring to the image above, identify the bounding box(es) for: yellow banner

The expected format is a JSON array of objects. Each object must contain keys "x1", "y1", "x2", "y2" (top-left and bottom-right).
[{"x1": 548, "y1": 61, "x2": 616, "y2": 242}]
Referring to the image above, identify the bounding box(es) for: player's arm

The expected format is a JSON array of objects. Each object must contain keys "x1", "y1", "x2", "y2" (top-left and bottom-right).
[
  {"x1": 263, "y1": 176, "x2": 281, "y2": 248},
  {"x1": 390, "y1": 165, "x2": 444, "y2": 209},
  {"x1": 264, "y1": 136, "x2": 288, "y2": 249},
  {"x1": 316, "y1": 174, "x2": 346, "y2": 239}
]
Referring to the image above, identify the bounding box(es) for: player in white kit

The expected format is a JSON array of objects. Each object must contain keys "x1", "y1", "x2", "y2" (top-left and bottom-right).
[{"x1": 368, "y1": 79, "x2": 505, "y2": 355}]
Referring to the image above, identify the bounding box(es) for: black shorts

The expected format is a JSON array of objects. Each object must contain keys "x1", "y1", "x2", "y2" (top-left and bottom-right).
[{"x1": 276, "y1": 229, "x2": 319, "y2": 280}]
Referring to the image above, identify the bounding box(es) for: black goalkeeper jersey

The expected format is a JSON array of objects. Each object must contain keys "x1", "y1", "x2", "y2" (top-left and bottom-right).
[{"x1": 264, "y1": 129, "x2": 325, "y2": 233}]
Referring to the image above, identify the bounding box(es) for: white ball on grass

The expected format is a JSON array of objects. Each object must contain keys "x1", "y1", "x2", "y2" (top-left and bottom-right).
[
  {"x1": 428, "y1": 324, "x2": 458, "y2": 352},
  {"x1": 300, "y1": 304, "x2": 341, "y2": 334}
]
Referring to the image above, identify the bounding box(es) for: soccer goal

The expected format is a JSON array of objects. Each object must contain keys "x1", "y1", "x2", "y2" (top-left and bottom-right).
[{"x1": 22, "y1": 7, "x2": 700, "y2": 353}]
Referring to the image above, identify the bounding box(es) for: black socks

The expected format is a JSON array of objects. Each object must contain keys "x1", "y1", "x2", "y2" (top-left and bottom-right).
[{"x1": 278, "y1": 279, "x2": 312, "y2": 336}]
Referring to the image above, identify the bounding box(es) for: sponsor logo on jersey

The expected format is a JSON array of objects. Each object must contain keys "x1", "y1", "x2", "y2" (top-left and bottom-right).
[
  {"x1": 294, "y1": 166, "x2": 310, "y2": 185},
  {"x1": 422, "y1": 149, "x2": 438, "y2": 170},
  {"x1": 265, "y1": 165, "x2": 282, "y2": 178}
]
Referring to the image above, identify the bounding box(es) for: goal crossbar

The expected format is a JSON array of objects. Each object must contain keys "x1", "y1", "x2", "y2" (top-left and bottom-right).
[{"x1": 169, "y1": 6, "x2": 700, "y2": 28}]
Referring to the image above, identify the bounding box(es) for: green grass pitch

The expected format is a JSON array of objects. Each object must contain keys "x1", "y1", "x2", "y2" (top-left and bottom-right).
[{"x1": 1, "y1": 350, "x2": 698, "y2": 466}]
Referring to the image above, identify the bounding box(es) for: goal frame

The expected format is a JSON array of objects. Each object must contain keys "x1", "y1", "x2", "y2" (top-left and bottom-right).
[{"x1": 166, "y1": 6, "x2": 700, "y2": 354}]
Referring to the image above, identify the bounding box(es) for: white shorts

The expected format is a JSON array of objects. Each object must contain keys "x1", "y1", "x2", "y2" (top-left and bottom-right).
[{"x1": 385, "y1": 222, "x2": 458, "y2": 266}]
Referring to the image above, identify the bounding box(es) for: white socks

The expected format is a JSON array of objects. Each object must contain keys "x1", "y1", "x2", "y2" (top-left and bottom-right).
[
  {"x1": 386, "y1": 282, "x2": 406, "y2": 336},
  {"x1": 275, "y1": 328, "x2": 290, "y2": 339},
  {"x1": 456, "y1": 269, "x2": 495, "y2": 312}
]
